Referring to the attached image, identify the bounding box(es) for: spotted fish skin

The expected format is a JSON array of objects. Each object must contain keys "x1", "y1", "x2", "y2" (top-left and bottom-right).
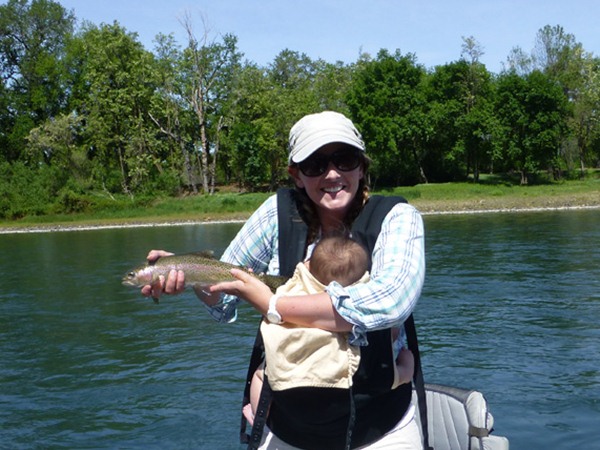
[{"x1": 122, "y1": 252, "x2": 287, "y2": 292}]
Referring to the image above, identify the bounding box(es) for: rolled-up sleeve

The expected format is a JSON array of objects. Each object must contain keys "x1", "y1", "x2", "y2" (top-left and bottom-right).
[
  {"x1": 326, "y1": 203, "x2": 425, "y2": 345},
  {"x1": 204, "y1": 195, "x2": 279, "y2": 322}
]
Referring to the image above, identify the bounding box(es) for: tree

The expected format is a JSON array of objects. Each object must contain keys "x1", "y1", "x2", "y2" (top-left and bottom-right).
[
  {"x1": 426, "y1": 60, "x2": 497, "y2": 181},
  {"x1": 459, "y1": 37, "x2": 497, "y2": 181},
  {"x1": 264, "y1": 49, "x2": 321, "y2": 189},
  {"x1": 533, "y1": 25, "x2": 581, "y2": 87},
  {"x1": 424, "y1": 38, "x2": 497, "y2": 182},
  {"x1": 461, "y1": 36, "x2": 484, "y2": 66},
  {"x1": 569, "y1": 55, "x2": 600, "y2": 175},
  {"x1": 495, "y1": 70, "x2": 569, "y2": 184},
  {"x1": 223, "y1": 63, "x2": 273, "y2": 190},
  {"x1": 149, "y1": 32, "x2": 199, "y2": 194},
  {"x1": 70, "y1": 22, "x2": 158, "y2": 194},
  {"x1": 177, "y1": 13, "x2": 242, "y2": 194},
  {"x1": 505, "y1": 47, "x2": 534, "y2": 76},
  {"x1": 347, "y1": 49, "x2": 428, "y2": 186},
  {"x1": 0, "y1": 0, "x2": 74, "y2": 161},
  {"x1": 25, "y1": 112, "x2": 86, "y2": 177},
  {"x1": 312, "y1": 60, "x2": 353, "y2": 113},
  {"x1": 502, "y1": 25, "x2": 596, "y2": 177}
]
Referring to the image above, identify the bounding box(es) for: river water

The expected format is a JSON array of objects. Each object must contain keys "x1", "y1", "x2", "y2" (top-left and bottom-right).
[{"x1": 1, "y1": 209, "x2": 599, "y2": 449}]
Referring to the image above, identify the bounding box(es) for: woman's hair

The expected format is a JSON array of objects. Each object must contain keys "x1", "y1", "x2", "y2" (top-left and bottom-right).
[
  {"x1": 309, "y1": 235, "x2": 369, "y2": 286},
  {"x1": 292, "y1": 155, "x2": 371, "y2": 244}
]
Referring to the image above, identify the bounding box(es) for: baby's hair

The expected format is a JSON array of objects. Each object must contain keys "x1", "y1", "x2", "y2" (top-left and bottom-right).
[{"x1": 310, "y1": 235, "x2": 369, "y2": 287}]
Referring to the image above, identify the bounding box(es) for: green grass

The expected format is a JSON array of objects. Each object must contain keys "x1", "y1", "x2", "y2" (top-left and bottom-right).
[
  {"x1": 390, "y1": 174, "x2": 600, "y2": 212},
  {"x1": 1, "y1": 173, "x2": 599, "y2": 230}
]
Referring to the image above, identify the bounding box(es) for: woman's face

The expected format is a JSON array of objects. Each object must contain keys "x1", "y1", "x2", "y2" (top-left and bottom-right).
[{"x1": 288, "y1": 143, "x2": 365, "y2": 225}]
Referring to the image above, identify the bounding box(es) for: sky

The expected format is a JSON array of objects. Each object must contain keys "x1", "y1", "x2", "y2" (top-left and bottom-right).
[{"x1": 54, "y1": 0, "x2": 600, "y2": 74}]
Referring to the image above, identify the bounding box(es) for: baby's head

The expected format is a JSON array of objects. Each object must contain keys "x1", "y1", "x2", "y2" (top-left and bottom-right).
[{"x1": 309, "y1": 235, "x2": 369, "y2": 287}]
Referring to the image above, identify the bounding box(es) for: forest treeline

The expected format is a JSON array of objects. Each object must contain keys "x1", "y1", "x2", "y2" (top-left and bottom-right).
[{"x1": 1, "y1": 0, "x2": 599, "y2": 220}]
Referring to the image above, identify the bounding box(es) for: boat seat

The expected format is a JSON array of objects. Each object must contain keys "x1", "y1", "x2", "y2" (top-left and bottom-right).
[{"x1": 413, "y1": 384, "x2": 510, "y2": 450}]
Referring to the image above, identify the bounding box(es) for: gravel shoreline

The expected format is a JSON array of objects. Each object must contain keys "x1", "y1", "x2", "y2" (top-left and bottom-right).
[{"x1": 2, "y1": 202, "x2": 599, "y2": 234}]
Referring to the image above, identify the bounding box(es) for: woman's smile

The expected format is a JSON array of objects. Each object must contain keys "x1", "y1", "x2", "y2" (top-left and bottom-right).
[{"x1": 322, "y1": 183, "x2": 345, "y2": 194}]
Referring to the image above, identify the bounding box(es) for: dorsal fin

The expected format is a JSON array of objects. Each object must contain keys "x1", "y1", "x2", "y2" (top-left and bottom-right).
[{"x1": 189, "y1": 250, "x2": 215, "y2": 259}]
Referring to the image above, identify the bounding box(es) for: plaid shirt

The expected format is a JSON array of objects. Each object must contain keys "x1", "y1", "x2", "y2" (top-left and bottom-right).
[{"x1": 206, "y1": 194, "x2": 425, "y2": 346}]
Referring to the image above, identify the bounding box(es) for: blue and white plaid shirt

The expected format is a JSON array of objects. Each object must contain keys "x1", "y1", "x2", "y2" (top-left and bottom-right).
[{"x1": 207, "y1": 194, "x2": 425, "y2": 346}]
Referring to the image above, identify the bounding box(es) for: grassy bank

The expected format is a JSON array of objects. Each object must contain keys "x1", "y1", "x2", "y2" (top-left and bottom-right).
[
  {"x1": 1, "y1": 175, "x2": 599, "y2": 232},
  {"x1": 389, "y1": 175, "x2": 600, "y2": 213}
]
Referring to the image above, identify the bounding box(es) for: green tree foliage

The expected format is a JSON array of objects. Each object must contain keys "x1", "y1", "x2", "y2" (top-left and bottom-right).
[
  {"x1": 0, "y1": 0, "x2": 74, "y2": 161},
  {"x1": 149, "y1": 16, "x2": 243, "y2": 195},
  {"x1": 226, "y1": 49, "x2": 332, "y2": 191},
  {"x1": 265, "y1": 50, "x2": 323, "y2": 186},
  {"x1": 70, "y1": 22, "x2": 159, "y2": 195},
  {"x1": 0, "y1": 7, "x2": 598, "y2": 219},
  {"x1": 25, "y1": 112, "x2": 86, "y2": 176},
  {"x1": 426, "y1": 44, "x2": 498, "y2": 182},
  {"x1": 505, "y1": 25, "x2": 600, "y2": 176},
  {"x1": 223, "y1": 63, "x2": 273, "y2": 190},
  {"x1": 495, "y1": 70, "x2": 569, "y2": 184},
  {"x1": 347, "y1": 50, "x2": 428, "y2": 186},
  {"x1": 178, "y1": 16, "x2": 242, "y2": 194},
  {"x1": 570, "y1": 56, "x2": 600, "y2": 174}
]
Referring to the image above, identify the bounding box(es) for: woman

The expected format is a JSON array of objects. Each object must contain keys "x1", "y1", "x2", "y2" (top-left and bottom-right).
[{"x1": 143, "y1": 111, "x2": 425, "y2": 449}]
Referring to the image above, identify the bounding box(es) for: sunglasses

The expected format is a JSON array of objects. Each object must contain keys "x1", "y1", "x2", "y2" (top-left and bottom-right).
[{"x1": 297, "y1": 148, "x2": 363, "y2": 177}]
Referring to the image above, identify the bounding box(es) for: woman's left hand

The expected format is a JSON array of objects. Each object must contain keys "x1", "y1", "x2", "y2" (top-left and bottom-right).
[{"x1": 209, "y1": 268, "x2": 273, "y2": 314}]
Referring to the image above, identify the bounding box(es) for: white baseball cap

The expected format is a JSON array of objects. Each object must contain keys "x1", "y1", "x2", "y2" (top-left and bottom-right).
[{"x1": 288, "y1": 111, "x2": 366, "y2": 163}]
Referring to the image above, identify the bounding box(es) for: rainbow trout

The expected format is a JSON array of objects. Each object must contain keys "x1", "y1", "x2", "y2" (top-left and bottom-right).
[{"x1": 122, "y1": 252, "x2": 287, "y2": 298}]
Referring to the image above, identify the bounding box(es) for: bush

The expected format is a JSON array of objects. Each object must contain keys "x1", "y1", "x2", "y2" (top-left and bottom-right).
[
  {"x1": 0, "y1": 162, "x2": 68, "y2": 219},
  {"x1": 54, "y1": 189, "x2": 92, "y2": 214}
]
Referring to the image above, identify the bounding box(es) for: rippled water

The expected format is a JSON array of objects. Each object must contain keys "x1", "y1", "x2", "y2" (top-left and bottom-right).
[
  {"x1": 1, "y1": 210, "x2": 599, "y2": 449},
  {"x1": 419, "y1": 210, "x2": 600, "y2": 448}
]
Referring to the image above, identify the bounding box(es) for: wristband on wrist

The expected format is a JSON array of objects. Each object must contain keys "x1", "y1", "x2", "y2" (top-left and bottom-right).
[{"x1": 266, "y1": 294, "x2": 283, "y2": 324}]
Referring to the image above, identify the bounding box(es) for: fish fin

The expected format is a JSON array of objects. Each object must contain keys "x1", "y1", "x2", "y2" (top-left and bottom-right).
[
  {"x1": 152, "y1": 296, "x2": 159, "y2": 304},
  {"x1": 260, "y1": 273, "x2": 288, "y2": 292},
  {"x1": 192, "y1": 283, "x2": 212, "y2": 297},
  {"x1": 189, "y1": 250, "x2": 216, "y2": 259}
]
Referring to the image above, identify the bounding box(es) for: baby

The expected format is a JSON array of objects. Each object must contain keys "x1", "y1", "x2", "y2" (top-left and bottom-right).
[{"x1": 244, "y1": 234, "x2": 415, "y2": 425}]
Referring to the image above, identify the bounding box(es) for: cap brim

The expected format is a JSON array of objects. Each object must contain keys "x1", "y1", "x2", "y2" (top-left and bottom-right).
[{"x1": 290, "y1": 135, "x2": 365, "y2": 163}]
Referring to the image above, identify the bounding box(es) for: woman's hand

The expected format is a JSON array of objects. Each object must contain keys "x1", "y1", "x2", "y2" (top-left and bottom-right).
[
  {"x1": 209, "y1": 268, "x2": 273, "y2": 314},
  {"x1": 209, "y1": 269, "x2": 352, "y2": 332},
  {"x1": 140, "y1": 250, "x2": 185, "y2": 300}
]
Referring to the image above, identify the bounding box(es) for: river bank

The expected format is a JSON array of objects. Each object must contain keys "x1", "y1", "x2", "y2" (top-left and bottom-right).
[{"x1": 2, "y1": 191, "x2": 599, "y2": 234}]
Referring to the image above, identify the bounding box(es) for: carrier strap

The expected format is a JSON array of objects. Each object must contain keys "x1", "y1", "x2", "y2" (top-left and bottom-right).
[
  {"x1": 350, "y1": 195, "x2": 433, "y2": 449},
  {"x1": 246, "y1": 372, "x2": 273, "y2": 450},
  {"x1": 240, "y1": 189, "x2": 307, "y2": 447},
  {"x1": 405, "y1": 314, "x2": 434, "y2": 450},
  {"x1": 239, "y1": 329, "x2": 267, "y2": 447},
  {"x1": 276, "y1": 188, "x2": 308, "y2": 277},
  {"x1": 352, "y1": 195, "x2": 433, "y2": 450}
]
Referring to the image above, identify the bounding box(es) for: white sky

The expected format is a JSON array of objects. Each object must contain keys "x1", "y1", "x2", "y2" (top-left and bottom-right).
[{"x1": 53, "y1": 0, "x2": 600, "y2": 74}]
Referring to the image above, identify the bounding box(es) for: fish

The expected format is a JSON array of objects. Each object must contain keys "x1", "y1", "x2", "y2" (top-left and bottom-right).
[{"x1": 122, "y1": 251, "x2": 287, "y2": 301}]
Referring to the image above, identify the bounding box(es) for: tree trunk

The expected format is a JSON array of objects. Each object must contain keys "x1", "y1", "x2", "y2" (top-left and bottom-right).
[
  {"x1": 149, "y1": 112, "x2": 198, "y2": 194},
  {"x1": 209, "y1": 116, "x2": 224, "y2": 194},
  {"x1": 411, "y1": 144, "x2": 428, "y2": 184},
  {"x1": 520, "y1": 170, "x2": 528, "y2": 185},
  {"x1": 191, "y1": 86, "x2": 210, "y2": 194}
]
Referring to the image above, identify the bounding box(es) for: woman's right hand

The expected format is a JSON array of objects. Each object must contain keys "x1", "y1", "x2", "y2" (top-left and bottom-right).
[{"x1": 140, "y1": 250, "x2": 185, "y2": 300}]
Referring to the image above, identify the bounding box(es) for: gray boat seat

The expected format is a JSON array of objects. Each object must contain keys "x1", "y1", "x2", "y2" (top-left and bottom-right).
[{"x1": 413, "y1": 384, "x2": 510, "y2": 450}]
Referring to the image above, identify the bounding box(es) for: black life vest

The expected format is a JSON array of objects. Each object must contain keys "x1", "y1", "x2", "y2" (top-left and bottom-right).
[{"x1": 241, "y1": 188, "x2": 429, "y2": 450}]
